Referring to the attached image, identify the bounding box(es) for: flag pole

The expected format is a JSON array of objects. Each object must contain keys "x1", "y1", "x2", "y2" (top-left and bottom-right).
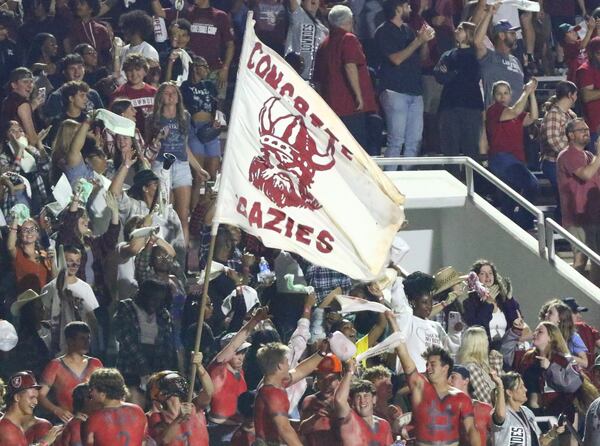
[
  {"x1": 186, "y1": 227, "x2": 217, "y2": 402},
  {"x1": 187, "y1": 11, "x2": 256, "y2": 402}
]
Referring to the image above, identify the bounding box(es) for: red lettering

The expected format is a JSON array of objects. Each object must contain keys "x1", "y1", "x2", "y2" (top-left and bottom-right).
[
  {"x1": 295, "y1": 224, "x2": 313, "y2": 245},
  {"x1": 248, "y1": 202, "x2": 263, "y2": 228},
  {"x1": 309, "y1": 113, "x2": 324, "y2": 128},
  {"x1": 284, "y1": 216, "x2": 295, "y2": 238},
  {"x1": 264, "y1": 208, "x2": 285, "y2": 233},
  {"x1": 341, "y1": 145, "x2": 353, "y2": 161},
  {"x1": 294, "y1": 96, "x2": 309, "y2": 117},
  {"x1": 265, "y1": 66, "x2": 284, "y2": 91},
  {"x1": 256, "y1": 55, "x2": 271, "y2": 78},
  {"x1": 316, "y1": 231, "x2": 334, "y2": 253},
  {"x1": 246, "y1": 42, "x2": 263, "y2": 69},
  {"x1": 280, "y1": 83, "x2": 294, "y2": 98},
  {"x1": 236, "y1": 196, "x2": 248, "y2": 217}
]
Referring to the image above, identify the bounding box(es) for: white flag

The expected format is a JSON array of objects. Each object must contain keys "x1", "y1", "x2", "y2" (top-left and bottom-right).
[{"x1": 214, "y1": 15, "x2": 405, "y2": 280}]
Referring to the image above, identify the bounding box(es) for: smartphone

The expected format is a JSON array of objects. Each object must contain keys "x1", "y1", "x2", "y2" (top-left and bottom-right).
[{"x1": 37, "y1": 87, "x2": 46, "y2": 103}]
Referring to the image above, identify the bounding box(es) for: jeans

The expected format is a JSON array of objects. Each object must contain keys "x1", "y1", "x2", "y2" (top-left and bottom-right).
[
  {"x1": 380, "y1": 90, "x2": 424, "y2": 170},
  {"x1": 489, "y1": 152, "x2": 539, "y2": 229},
  {"x1": 541, "y1": 159, "x2": 560, "y2": 221}
]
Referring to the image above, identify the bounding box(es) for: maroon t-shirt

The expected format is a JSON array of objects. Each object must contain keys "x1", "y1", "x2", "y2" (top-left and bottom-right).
[
  {"x1": 335, "y1": 410, "x2": 393, "y2": 446},
  {"x1": 486, "y1": 101, "x2": 527, "y2": 162},
  {"x1": 254, "y1": 384, "x2": 290, "y2": 442},
  {"x1": 166, "y1": 6, "x2": 233, "y2": 70},
  {"x1": 111, "y1": 83, "x2": 157, "y2": 133},
  {"x1": 576, "y1": 321, "x2": 600, "y2": 371},
  {"x1": 67, "y1": 20, "x2": 112, "y2": 66},
  {"x1": 0, "y1": 417, "x2": 27, "y2": 446},
  {"x1": 84, "y1": 403, "x2": 147, "y2": 446},
  {"x1": 314, "y1": 26, "x2": 377, "y2": 117},
  {"x1": 557, "y1": 145, "x2": 600, "y2": 227},
  {"x1": 564, "y1": 41, "x2": 586, "y2": 83},
  {"x1": 576, "y1": 61, "x2": 600, "y2": 134}
]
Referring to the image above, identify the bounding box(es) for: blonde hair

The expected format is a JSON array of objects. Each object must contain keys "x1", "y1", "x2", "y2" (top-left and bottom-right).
[
  {"x1": 457, "y1": 326, "x2": 490, "y2": 366},
  {"x1": 256, "y1": 342, "x2": 289, "y2": 376},
  {"x1": 536, "y1": 321, "x2": 569, "y2": 356},
  {"x1": 150, "y1": 82, "x2": 188, "y2": 140}
]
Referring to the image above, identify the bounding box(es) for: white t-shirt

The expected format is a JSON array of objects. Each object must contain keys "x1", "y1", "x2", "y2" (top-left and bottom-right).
[
  {"x1": 120, "y1": 41, "x2": 160, "y2": 64},
  {"x1": 133, "y1": 301, "x2": 158, "y2": 345},
  {"x1": 117, "y1": 242, "x2": 138, "y2": 296}
]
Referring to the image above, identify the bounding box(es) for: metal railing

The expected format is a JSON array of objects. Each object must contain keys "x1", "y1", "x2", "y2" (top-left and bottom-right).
[
  {"x1": 375, "y1": 156, "x2": 547, "y2": 258},
  {"x1": 545, "y1": 218, "x2": 600, "y2": 267}
]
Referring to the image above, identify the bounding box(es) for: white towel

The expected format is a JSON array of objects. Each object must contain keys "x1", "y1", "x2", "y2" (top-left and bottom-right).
[
  {"x1": 486, "y1": 0, "x2": 540, "y2": 12},
  {"x1": 336, "y1": 295, "x2": 388, "y2": 314},
  {"x1": 356, "y1": 331, "x2": 405, "y2": 363}
]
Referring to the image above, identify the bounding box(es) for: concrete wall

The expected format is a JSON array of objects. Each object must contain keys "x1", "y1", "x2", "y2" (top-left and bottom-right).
[{"x1": 390, "y1": 172, "x2": 600, "y2": 329}]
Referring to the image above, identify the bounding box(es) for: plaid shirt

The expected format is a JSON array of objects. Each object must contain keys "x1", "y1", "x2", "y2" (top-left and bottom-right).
[
  {"x1": 0, "y1": 147, "x2": 51, "y2": 214},
  {"x1": 57, "y1": 210, "x2": 120, "y2": 305},
  {"x1": 302, "y1": 263, "x2": 352, "y2": 305},
  {"x1": 113, "y1": 298, "x2": 177, "y2": 377},
  {"x1": 540, "y1": 105, "x2": 577, "y2": 162},
  {"x1": 464, "y1": 351, "x2": 503, "y2": 405}
]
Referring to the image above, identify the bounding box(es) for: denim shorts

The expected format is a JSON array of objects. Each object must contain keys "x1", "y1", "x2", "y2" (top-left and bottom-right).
[
  {"x1": 152, "y1": 159, "x2": 193, "y2": 189},
  {"x1": 189, "y1": 120, "x2": 221, "y2": 158}
]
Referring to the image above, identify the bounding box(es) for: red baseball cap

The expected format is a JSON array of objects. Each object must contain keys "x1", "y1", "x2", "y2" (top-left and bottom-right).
[{"x1": 7, "y1": 371, "x2": 41, "y2": 397}]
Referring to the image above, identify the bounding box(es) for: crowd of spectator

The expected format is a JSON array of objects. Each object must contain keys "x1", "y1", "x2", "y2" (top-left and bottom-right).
[{"x1": 2, "y1": 0, "x2": 600, "y2": 444}]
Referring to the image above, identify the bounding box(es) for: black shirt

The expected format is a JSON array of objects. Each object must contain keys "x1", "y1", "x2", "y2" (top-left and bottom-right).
[
  {"x1": 374, "y1": 21, "x2": 422, "y2": 95},
  {"x1": 435, "y1": 46, "x2": 484, "y2": 112}
]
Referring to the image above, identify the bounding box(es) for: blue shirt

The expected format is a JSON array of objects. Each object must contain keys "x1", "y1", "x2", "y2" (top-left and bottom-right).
[{"x1": 157, "y1": 114, "x2": 190, "y2": 162}]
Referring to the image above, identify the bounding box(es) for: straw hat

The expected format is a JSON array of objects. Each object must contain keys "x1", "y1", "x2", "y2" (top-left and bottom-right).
[
  {"x1": 10, "y1": 289, "x2": 47, "y2": 316},
  {"x1": 432, "y1": 267, "x2": 466, "y2": 296}
]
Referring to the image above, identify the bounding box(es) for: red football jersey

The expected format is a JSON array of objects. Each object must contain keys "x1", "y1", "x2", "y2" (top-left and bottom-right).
[
  {"x1": 25, "y1": 417, "x2": 52, "y2": 443},
  {"x1": 300, "y1": 393, "x2": 340, "y2": 446},
  {"x1": 56, "y1": 416, "x2": 83, "y2": 446},
  {"x1": 230, "y1": 426, "x2": 256, "y2": 446},
  {"x1": 147, "y1": 405, "x2": 209, "y2": 446},
  {"x1": 207, "y1": 362, "x2": 247, "y2": 420},
  {"x1": 41, "y1": 356, "x2": 103, "y2": 412},
  {"x1": 411, "y1": 373, "x2": 474, "y2": 444},
  {"x1": 254, "y1": 385, "x2": 290, "y2": 442},
  {"x1": 337, "y1": 410, "x2": 393, "y2": 446},
  {"x1": 85, "y1": 403, "x2": 147, "y2": 446},
  {"x1": 0, "y1": 417, "x2": 28, "y2": 446}
]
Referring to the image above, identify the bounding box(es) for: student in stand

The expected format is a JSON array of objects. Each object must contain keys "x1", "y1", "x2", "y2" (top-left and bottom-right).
[
  {"x1": 485, "y1": 78, "x2": 539, "y2": 229},
  {"x1": 148, "y1": 82, "x2": 209, "y2": 245},
  {"x1": 254, "y1": 341, "x2": 324, "y2": 446},
  {"x1": 448, "y1": 364, "x2": 493, "y2": 446},
  {"x1": 146, "y1": 353, "x2": 213, "y2": 446},
  {"x1": 38, "y1": 322, "x2": 103, "y2": 422},
  {"x1": 390, "y1": 310, "x2": 480, "y2": 446},
  {"x1": 333, "y1": 359, "x2": 393, "y2": 446},
  {"x1": 85, "y1": 368, "x2": 147, "y2": 446},
  {"x1": 0, "y1": 371, "x2": 62, "y2": 446},
  {"x1": 492, "y1": 371, "x2": 565, "y2": 446}
]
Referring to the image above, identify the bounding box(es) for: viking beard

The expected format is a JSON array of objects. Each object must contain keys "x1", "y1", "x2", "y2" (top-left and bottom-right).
[{"x1": 249, "y1": 155, "x2": 322, "y2": 210}]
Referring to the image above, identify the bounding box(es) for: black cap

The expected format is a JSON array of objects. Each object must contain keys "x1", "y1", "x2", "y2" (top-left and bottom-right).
[
  {"x1": 451, "y1": 364, "x2": 470, "y2": 380},
  {"x1": 562, "y1": 297, "x2": 588, "y2": 313}
]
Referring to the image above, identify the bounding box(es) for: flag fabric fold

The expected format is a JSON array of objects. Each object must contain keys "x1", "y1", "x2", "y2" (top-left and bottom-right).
[{"x1": 214, "y1": 14, "x2": 405, "y2": 280}]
